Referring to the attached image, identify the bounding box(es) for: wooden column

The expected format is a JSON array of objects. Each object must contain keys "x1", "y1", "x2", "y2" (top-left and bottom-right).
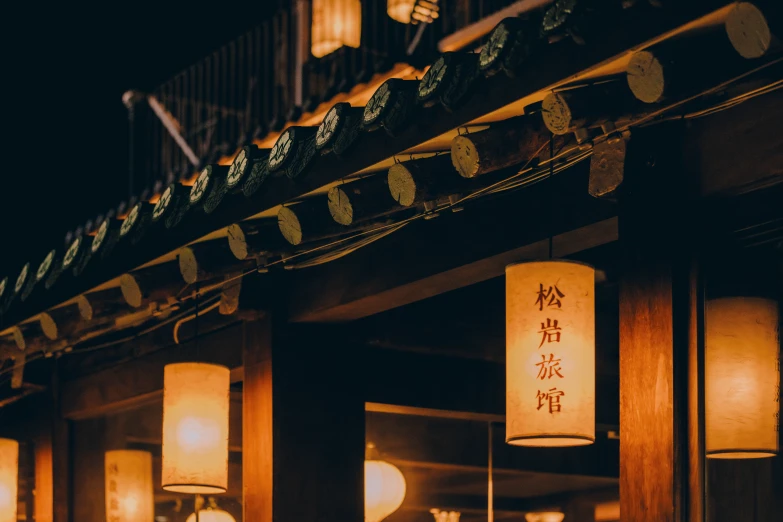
[
  {"x1": 618, "y1": 123, "x2": 703, "y2": 522},
  {"x1": 243, "y1": 313, "x2": 364, "y2": 522}
]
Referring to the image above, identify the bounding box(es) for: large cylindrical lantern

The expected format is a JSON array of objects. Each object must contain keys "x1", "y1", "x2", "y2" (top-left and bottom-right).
[
  {"x1": 311, "y1": 0, "x2": 362, "y2": 58},
  {"x1": 387, "y1": 0, "x2": 416, "y2": 23},
  {"x1": 365, "y1": 459, "x2": 406, "y2": 522},
  {"x1": 105, "y1": 450, "x2": 154, "y2": 522},
  {"x1": 506, "y1": 260, "x2": 595, "y2": 447},
  {"x1": 0, "y1": 439, "x2": 18, "y2": 522},
  {"x1": 186, "y1": 508, "x2": 237, "y2": 522},
  {"x1": 162, "y1": 362, "x2": 230, "y2": 493},
  {"x1": 706, "y1": 297, "x2": 780, "y2": 459}
]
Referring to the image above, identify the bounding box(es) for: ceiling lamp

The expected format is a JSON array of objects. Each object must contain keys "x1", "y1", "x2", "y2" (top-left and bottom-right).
[
  {"x1": 524, "y1": 512, "x2": 565, "y2": 522},
  {"x1": 706, "y1": 297, "x2": 780, "y2": 459},
  {"x1": 311, "y1": 0, "x2": 362, "y2": 58},
  {"x1": 506, "y1": 260, "x2": 595, "y2": 447},
  {"x1": 365, "y1": 447, "x2": 406, "y2": 522},
  {"x1": 105, "y1": 450, "x2": 154, "y2": 522},
  {"x1": 0, "y1": 439, "x2": 17, "y2": 522},
  {"x1": 162, "y1": 363, "x2": 230, "y2": 493}
]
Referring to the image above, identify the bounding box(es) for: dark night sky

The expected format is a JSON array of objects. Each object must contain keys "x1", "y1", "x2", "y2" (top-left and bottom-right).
[{"x1": 0, "y1": 2, "x2": 276, "y2": 276}]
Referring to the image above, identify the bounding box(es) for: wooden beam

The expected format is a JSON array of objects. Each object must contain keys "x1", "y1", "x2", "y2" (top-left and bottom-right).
[
  {"x1": 242, "y1": 317, "x2": 364, "y2": 522},
  {"x1": 288, "y1": 164, "x2": 617, "y2": 322},
  {"x1": 618, "y1": 123, "x2": 702, "y2": 522}
]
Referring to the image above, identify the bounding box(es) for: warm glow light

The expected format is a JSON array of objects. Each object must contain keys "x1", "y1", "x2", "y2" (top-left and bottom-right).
[
  {"x1": 186, "y1": 508, "x2": 237, "y2": 522},
  {"x1": 0, "y1": 439, "x2": 18, "y2": 522},
  {"x1": 104, "y1": 450, "x2": 154, "y2": 522},
  {"x1": 162, "y1": 363, "x2": 230, "y2": 493},
  {"x1": 387, "y1": 0, "x2": 416, "y2": 23},
  {"x1": 506, "y1": 260, "x2": 595, "y2": 447},
  {"x1": 365, "y1": 460, "x2": 406, "y2": 522},
  {"x1": 311, "y1": 0, "x2": 362, "y2": 58},
  {"x1": 524, "y1": 513, "x2": 565, "y2": 522},
  {"x1": 706, "y1": 297, "x2": 780, "y2": 459}
]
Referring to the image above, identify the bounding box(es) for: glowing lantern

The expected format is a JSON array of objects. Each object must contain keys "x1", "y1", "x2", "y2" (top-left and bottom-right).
[
  {"x1": 162, "y1": 363, "x2": 230, "y2": 493},
  {"x1": 311, "y1": 0, "x2": 362, "y2": 59},
  {"x1": 186, "y1": 508, "x2": 236, "y2": 522},
  {"x1": 104, "y1": 450, "x2": 154, "y2": 522},
  {"x1": 524, "y1": 513, "x2": 565, "y2": 522},
  {"x1": 365, "y1": 459, "x2": 406, "y2": 522},
  {"x1": 506, "y1": 260, "x2": 595, "y2": 447},
  {"x1": 0, "y1": 439, "x2": 17, "y2": 522},
  {"x1": 706, "y1": 297, "x2": 780, "y2": 459},
  {"x1": 387, "y1": 0, "x2": 416, "y2": 23}
]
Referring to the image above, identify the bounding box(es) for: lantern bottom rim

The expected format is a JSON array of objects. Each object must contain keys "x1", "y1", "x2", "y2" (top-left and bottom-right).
[
  {"x1": 507, "y1": 434, "x2": 595, "y2": 447},
  {"x1": 162, "y1": 483, "x2": 227, "y2": 494},
  {"x1": 707, "y1": 449, "x2": 777, "y2": 459}
]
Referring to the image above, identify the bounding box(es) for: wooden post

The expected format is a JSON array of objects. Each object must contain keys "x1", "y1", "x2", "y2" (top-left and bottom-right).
[
  {"x1": 242, "y1": 314, "x2": 364, "y2": 522},
  {"x1": 618, "y1": 123, "x2": 703, "y2": 522}
]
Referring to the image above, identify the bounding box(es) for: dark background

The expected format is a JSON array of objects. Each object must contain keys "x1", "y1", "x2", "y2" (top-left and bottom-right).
[{"x1": 0, "y1": 2, "x2": 277, "y2": 276}]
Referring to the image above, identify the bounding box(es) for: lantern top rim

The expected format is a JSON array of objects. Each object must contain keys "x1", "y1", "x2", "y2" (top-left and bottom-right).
[
  {"x1": 505, "y1": 259, "x2": 595, "y2": 271},
  {"x1": 163, "y1": 361, "x2": 230, "y2": 371}
]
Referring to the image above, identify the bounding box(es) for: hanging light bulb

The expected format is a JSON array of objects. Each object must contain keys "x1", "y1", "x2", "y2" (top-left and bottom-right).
[
  {"x1": 186, "y1": 508, "x2": 236, "y2": 522},
  {"x1": 524, "y1": 513, "x2": 565, "y2": 522},
  {"x1": 162, "y1": 362, "x2": 230, "y2": 493},
  {"x1": 311, "y1": 0, "x2": 362, "y2": 58},
  {"x1": 706, "y1": 297, "x2": 780, "y2": 459},
  {"x1": 0, "y1": 439, "x2": 18, "y2": 522},
  {"x1": 506, "y1": 260, "x2": 596, "y2": 447},
  {"x1": 105, "y1": 450, "x2": 154, "y2": 522},
  {"x1": 365, "y1": 445, "x2": 406, "y2": 522}
]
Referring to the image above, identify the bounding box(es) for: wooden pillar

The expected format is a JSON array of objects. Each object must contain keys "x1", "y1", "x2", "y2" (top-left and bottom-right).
[
  {"x1": 618, "y1": 123, "x2": 703, "y2": 522},
  {"x1": 243, "y1": 314, "x2": 365, "y2": 522}
]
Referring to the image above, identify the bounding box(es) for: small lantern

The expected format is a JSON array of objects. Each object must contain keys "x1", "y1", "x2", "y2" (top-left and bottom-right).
[
  {"x1": 0, "y1": 439, "x2": 18, "y2": 522},
  {"x1": 186, "y1": 508, "x2": 236, "y2": 522},
  {"x1": 506, "y1": 260, "x2": 595, "y2": 447},
  {"x1": 706, "y1": 297, "x2": 780, "y2": 459},
  {"x1": 311, "y1": 0, "x2": 362, "y2": 58},
  {"x1": 387, "y1": 0, "x2": 416, "y2": 23},
  {"x1": 104, "y1": 450, "x2": 154, "y2": 522},
  {"x1": 365, "y1": 459, "x2": 406, "y2": 522},
  {"x1": 524, "y1": 513, "x2": 565, "y2": 522},
  {"x1": 162, "y1": 363, "x2": 230, "y2": 493}
]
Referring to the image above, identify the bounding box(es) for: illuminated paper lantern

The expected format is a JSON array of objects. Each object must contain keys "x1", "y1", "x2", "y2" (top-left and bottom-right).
[
  {"x1": 387, "y1": 0, "x2": 416, "y2": 23},
  {"x1": 104, "y1": 450, "x2": 154, "y2": 522},
  {"x1": 311, "y1": 0, "x2": 362, "y2": 58},
  {"x1": 506, "y1": 260, "x2": 595, "y2": 447},
  {"x1": 0, "y1": 439, "x2": 18, "y2": 522},
  {"x1": 186, "y1": 508, "x2": 236, "y2": 522},
  {"x1": 706, "y1": 297, "x2": 780, "y2": 459},
  {"x1": 365, "y1": 459, "x2": 406, "y2": 522},
  {"x1": 162, "y1": 363, "x2": 230, "y2": 493},
  {"x1": 524, "y1": 513, "x2": 565, "y2": 522}
]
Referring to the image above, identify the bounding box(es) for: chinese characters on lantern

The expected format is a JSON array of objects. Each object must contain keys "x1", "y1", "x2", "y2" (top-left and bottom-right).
[
  {"x1": 535, "y1": 284, "x2": 565, "y2": 414},
  {"x1": 106, "y1": 461, "x2": 121, "y2": 522}
]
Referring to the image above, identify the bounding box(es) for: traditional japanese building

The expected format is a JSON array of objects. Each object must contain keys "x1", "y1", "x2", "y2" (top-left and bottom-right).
[{"x1": 0, "y1": 1, "x2": 781, "y2": 521}]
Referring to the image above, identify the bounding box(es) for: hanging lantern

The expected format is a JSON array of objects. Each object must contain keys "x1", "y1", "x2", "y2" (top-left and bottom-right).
[
  {"x1": 524, "y1": 513, "x2": 565, "y2": 522},
  {"x1": 311, "y1": 0, "x2": 362, "y2": 59},
  {"x1": 186, "y1": 508, "x2": 236, "y2": 522},
  {"x1": 162, "y1": 363, "x2": 230, "y2": 493},
  {"x1": 506, "y1": 260, "x2": 595, "y2": 447},
  {"x1": 365, "y1": 459, "x2": 406, "y2": 522},
  {"x1": 0, "y1": 439, "x2": 17, "y2": 522},
  {"x1": 387, "y1": 0, "x2": 416, "y2": 23},
  {"x1": 706, "y1": 297, "x2": 780, "y2": 459},
  {"x1": 104, "y1": 450, "x2": 154, "y2": 522}
]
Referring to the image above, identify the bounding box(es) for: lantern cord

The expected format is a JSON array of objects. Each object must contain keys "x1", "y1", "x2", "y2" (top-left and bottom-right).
[
  {"x1": 548, "y1": 134, "x2": 555, "y2": 260},
  {"x1": 487, "y1": 422, "x2": 494, "y2": 522}
]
